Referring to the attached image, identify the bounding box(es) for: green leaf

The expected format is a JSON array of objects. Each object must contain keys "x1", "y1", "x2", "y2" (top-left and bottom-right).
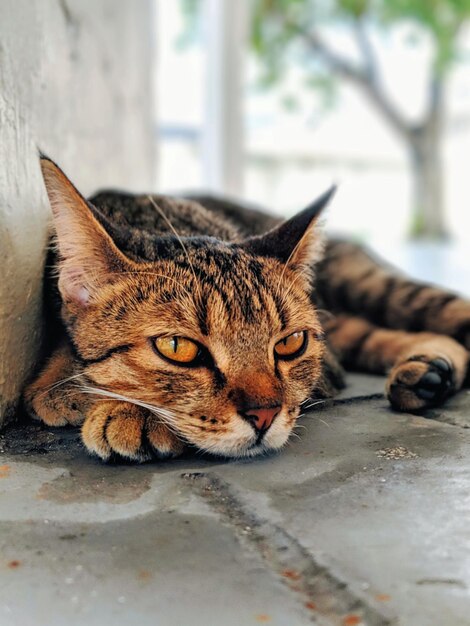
[
  {"x1": 248, "y1": 0, "x2": 470, "y2": 77},
  {"x1": 177, "y1": 0, "x2": 203, "y2": 48},
  {"x1": 280, "y1": 93, "x2": 300, "y2": 111}
]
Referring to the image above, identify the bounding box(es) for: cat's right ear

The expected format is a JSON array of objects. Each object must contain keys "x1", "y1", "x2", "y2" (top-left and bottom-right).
[
  {"x1": 241, "y1": 186, "x2": 336, "y2": 270},
  {"x1": 40, "y1": 156, "x2": 133, "y2": 307}
]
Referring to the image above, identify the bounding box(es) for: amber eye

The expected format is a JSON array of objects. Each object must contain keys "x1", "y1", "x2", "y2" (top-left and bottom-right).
[
  {"x1": 154, "y1": 336, "x2": 200, "y2": 364},
  {"x1": 274, "y1": 331, "x2": 307, "y2": 360}
]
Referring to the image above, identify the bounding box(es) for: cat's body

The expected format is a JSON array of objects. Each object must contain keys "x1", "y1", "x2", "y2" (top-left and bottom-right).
[{"x1": 24, "y1": 158, "x2": 470, "y2": 461}]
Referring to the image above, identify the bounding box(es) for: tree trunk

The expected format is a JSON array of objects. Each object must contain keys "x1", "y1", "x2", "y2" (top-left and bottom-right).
[
  {"x1": 408, "y1": 122, "x2": 447, "y2": 239},
  {"x1": 294, "y1": 21, "x2": 449, "y2": 239}
]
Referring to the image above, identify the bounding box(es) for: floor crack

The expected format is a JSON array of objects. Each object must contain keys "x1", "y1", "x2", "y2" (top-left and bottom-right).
[
  {"x1": 182, "y1": 471, "x2": 396, "y2": 626},
  {"x1": 334, "y1": 393, "x2": 385, "y2": 405}
]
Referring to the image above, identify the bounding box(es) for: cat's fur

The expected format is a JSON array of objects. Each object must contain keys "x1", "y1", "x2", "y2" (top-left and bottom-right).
[{"x1": 24, "y1": 157, "x2": 470, "y2": 461}]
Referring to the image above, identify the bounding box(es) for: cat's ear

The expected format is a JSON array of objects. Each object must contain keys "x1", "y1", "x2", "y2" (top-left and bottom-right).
[
  {"x1": 40, "y1": 156, "x2": 133, "y2": 307},
  {"x1": 241, "y1": 186, "x2": 336, "y2": 269}
]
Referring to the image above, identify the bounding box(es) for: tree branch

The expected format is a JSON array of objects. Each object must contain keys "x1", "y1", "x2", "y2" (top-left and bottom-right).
[
  {"x1": 353, "y1": 18, "x2": 378, "y2": 82},
  {"x1": 421, "y1": 21, "x2": 461, "y2": 133},
  {"x1": 286, "y1": 20, "x2": 412, "y2": 140}
]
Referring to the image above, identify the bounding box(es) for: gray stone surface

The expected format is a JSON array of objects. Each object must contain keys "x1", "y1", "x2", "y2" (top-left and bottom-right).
[{"x1": 2, "y1": 375, "x2": 470, "y2": 625}]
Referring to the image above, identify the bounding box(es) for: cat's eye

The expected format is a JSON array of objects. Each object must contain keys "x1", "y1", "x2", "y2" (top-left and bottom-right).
[
  {"x1": 154, "y1": 336, "x2": 200, "y2": 364},
  {"x1": 274, "y1": 331, "x2": 307, "y2": 360}
]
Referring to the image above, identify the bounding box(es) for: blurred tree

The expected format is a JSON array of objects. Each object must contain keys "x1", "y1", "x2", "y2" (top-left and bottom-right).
[{"x1": 251, "y1": 0, "x2": 470, "y2": 238}]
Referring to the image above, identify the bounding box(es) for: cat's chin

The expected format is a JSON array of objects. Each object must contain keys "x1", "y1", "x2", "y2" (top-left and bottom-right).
[
  {"x1": 227, "y1": 442, "x2": 284, "y2": 459},
  {"x1": 201, "y1": 426, "x2": 292, "y2": 459}
]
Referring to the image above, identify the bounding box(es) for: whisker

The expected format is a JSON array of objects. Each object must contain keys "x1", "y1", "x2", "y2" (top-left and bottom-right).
[
  {"x1": 147, "y1": 196, "x2": 202, "y2": 301},
  {"x1": 76, "y1": 385, "x2": 187, "y2": 443},
  {"x1": 103, "y1": 270, "x2": 192, "y2": 299},
  {"x1": 274, "y1": 218, "x2": 319, "y2": 299},
  {"x1": 277, "y1": 264, "x2": 315, "y2": 307},
  {"x1": 302, "y1": 414, "x2": 331, "y2": 428},
  {"x1": 37, "y1": 372, "x2": 85, "y2": 399},
  {"x1": 78, "y1": 385, "x2": 177, "y2": 424},
  {"x1": 302, "y1": 399, "x2": 327, "y2": 410}
]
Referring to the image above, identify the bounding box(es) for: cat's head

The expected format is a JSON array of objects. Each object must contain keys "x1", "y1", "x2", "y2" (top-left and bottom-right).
[{"x1": 41, "y1": 157, "x2": 335, "y2": 458}]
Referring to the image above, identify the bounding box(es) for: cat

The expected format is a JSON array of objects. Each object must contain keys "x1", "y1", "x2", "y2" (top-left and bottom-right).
[{"x1": 23, "y1": 156, "x2": 470, "y2": 462}]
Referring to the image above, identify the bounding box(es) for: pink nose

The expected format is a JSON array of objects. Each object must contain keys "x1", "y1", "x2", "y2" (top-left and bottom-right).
[{"x1": 244, "y1": 406, "x2": 281, "y2": 432}]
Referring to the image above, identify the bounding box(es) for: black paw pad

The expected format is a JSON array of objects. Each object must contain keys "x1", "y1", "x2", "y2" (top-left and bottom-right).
[{"x1": 411, "y1": 358, "x2": 454, "y2": 404}]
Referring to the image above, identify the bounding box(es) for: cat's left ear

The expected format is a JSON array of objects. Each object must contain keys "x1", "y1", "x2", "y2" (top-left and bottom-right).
[
  {"x1": 40, "y1": 156, "x2": 135, "y2": 307},
  {"x1": 241, "y1": 186, "x2": 336, "y2": 269}
]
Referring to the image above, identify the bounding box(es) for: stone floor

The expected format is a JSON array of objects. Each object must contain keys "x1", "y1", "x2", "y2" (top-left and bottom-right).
[
  {"x1": 1, "y1": 373, "x2": 470, "y2": 626},
  {"x1": 2, "y1": 245, "x2": 470, "y2": 626}
]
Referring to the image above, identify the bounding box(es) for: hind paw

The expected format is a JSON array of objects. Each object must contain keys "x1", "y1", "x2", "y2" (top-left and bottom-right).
[{"x1": 387, "y1": 356, "x2": 455, "y2": 412}]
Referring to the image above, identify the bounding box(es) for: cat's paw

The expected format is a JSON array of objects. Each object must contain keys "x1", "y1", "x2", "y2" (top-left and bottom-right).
[
  {"x1": 81, "y1": 401, "x2": 185, "y2": 462},
  {"x1": 24, "y1": 383, "x2": 86, "y2": 427},
  {"x1": 386, "y1": 356, "x2": 455, "y2": 412}
]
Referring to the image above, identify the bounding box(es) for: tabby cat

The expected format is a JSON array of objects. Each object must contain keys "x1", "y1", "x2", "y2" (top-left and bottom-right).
[{"x1": 24, "y1": 156, "x2": 470, "y2": 462}]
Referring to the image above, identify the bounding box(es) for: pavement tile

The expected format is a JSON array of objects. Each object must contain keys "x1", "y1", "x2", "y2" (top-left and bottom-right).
[{"x1": 1, "y1": 374, "x2": 470, "y2": 625}]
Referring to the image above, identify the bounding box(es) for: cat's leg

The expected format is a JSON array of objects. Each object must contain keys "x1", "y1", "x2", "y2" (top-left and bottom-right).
[
  {"x1": 81, "y1": 401, "x2": 185, "y2": 462},
  {"x1": 325, "y1": 315, "x2": 469, "y2": 411},
  {"x1": 25, "y1": 343, "x2": 184, "y2": 461},
  {"x1": 24, "y1": 341, "x2": 88, "y2": 426},
  {"x1": 318, "y1": 240, "x2": 470, "y2": 349}
]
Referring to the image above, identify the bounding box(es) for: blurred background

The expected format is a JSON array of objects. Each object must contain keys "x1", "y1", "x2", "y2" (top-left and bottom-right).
[
  {"x1": 155, "y1": 0, "x2": 470, "y2": 290},
  {"x1": 3, "y1": 0, "x2": 470, "y2": 421}
]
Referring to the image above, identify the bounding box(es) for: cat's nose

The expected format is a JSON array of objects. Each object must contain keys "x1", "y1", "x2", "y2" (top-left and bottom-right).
[{"x1": 241, "y1": 406, "x2": 281, "y2": 432}]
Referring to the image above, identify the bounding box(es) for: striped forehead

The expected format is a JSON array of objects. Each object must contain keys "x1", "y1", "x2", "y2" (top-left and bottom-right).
[
  {"x1": 184, "y1": 246, "x2": 290, "y2": 333},
  {"x1": 99, "y1": 243, "x2": 296, "y2": 334}
]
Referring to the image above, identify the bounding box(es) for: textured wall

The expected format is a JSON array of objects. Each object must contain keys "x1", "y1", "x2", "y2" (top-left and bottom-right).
[{"x1": 0, "y1": 0, "x2": 155, "y2": 425}]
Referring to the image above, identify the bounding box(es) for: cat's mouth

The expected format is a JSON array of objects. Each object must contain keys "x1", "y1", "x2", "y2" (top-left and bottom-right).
[
  {"x1": 250, "y1": 427, "x2": 270, "y2": 448},
  {"x1": 231, "y1": 435, "x2": 288, "y2": 458},
  {"x1": 202, "y1": 407, "x2": 297, "y2": 459}
]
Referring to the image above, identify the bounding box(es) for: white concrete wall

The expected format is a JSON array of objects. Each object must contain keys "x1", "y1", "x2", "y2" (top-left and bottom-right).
[{"x1": 0, "y1": 0, "x2": 156, "y2": 425}]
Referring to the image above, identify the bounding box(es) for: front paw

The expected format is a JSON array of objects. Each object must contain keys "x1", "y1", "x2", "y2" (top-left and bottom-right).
[
  {"x1": 81, "y1": 401, "x2": 185, "y2": 462},
  {"x1": 24, "y1": 384, "x2": 87, "y2": 427}
]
